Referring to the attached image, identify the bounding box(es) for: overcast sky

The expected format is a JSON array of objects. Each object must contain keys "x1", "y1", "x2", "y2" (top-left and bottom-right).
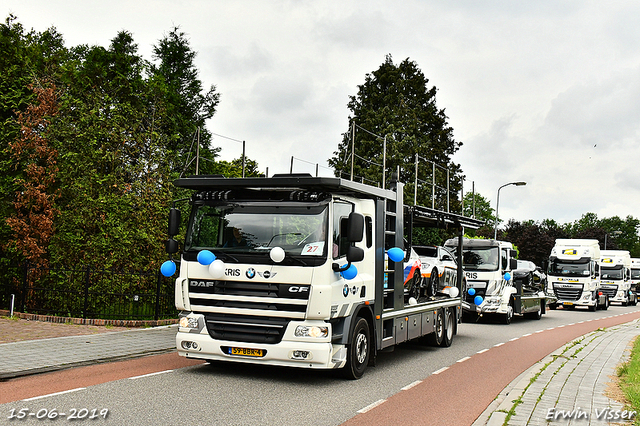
[{"x1": 6, "y1": 1, "x2": 640, "y2": 228}]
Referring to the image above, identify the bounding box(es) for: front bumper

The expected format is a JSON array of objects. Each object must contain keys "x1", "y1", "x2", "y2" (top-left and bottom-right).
[{"x1": 176, "y1": 330, "x2": 345, "y2": 370}]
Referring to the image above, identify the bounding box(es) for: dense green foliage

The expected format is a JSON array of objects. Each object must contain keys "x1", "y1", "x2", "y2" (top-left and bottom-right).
[
  {"x1": 0, "y1": 15, "x2": 258, "y2": 272},
  {"x1": 329, "y1": 54, "x2": 463, "y2": 212}
]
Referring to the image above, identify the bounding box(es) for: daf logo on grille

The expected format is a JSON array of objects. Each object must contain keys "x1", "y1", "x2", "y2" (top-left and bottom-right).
[{"x1": 190, "y1": 280, "x2": 215, "y2": 287}]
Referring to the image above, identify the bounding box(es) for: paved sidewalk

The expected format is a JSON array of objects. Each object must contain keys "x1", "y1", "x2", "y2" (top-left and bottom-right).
[
  {"x1": 0, "y1": 325, "x2": 178, "y2": 380},
  {"x1": 474, "y1": 319, "x2": 640, "y2": 426}
]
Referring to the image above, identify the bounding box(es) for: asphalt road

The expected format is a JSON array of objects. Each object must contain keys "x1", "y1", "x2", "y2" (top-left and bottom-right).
[{"x1": 2, "y1": 304, "x2": 639, "y2": 426}]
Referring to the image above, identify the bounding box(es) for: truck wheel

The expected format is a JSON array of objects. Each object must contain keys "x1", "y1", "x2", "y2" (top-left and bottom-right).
[
  {"x1": 602, "y1": 296, "x2": 609, "y2": 310},
  {"x1": 342, "y1": 317, "x2": 370, "y2": 380},
  {"x1": 526, "y1": 304, "x2": 542, "y2": 320},
  {"x1": 427, "y1": 269, "x2": 438, "y2": 297},
  {"x1": 502, "y1": 304, "x2": 513, "y2": 325},
  {"x1": 548, "y1": 303, "x2": 557, "y2": 310},
  {"x1": 589, "y1": 301, "x2": 597, "y2": 312},
  {"x1": 427, "y1": 309, "x2": 445, "y2": 346},
  {"x1": 439, "y1": 308, "x2": 454, "y2": 347}
]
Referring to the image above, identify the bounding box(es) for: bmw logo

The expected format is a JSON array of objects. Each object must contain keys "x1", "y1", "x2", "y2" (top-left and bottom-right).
[
  {"x1": 343, "y1": 284, "x2": 349, "y2": 297},
  {"x1": 246, "y1": 268, "x2": 256, "y2": 279}
]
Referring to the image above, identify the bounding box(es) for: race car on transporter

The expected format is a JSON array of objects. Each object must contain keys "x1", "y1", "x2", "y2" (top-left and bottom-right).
[{"x1": 403, "y1": 245, "x2": 460, "y2": 303}]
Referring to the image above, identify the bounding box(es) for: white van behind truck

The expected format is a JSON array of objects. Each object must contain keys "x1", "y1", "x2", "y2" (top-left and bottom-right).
[
  {"x1": 547, "y1": 239, "x2": 607, "y2": 311},
  {"x1": 599, "y1": 250, "x2": 637, "y2": 306}
]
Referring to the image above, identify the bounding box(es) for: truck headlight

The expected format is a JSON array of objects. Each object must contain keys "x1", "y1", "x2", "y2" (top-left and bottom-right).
[{"x1": 295, "y1": 325, "x2": 328, "y2": 338}]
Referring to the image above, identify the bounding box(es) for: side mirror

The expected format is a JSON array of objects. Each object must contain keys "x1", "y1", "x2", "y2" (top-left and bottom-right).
[
  {"x1": 509, "y1": 258, "x2": 518, "y2": 270},
  {"x1": 168, "y1": 208, "x2": 181, "y2": 237},
  {"x1": 347, "y1": 246, "x2": 364, "y2": 263},
  {"x1": 347, "y1": 212, "x2": 364, "y2": 242},
  {"x1": 166, "y1": 238, "x2": 179, "y2": 254},
  {"x1": 442, "y1": 254, "x2": 453, "y2": 261}
]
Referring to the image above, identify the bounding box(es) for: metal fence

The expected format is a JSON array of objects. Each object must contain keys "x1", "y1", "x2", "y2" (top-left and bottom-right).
[{"x1": 0, "y1": 262, "x2": 177, "y2": 321}]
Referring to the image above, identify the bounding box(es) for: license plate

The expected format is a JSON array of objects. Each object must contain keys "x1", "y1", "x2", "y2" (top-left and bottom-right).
[
  {"x1": 563, "y1": 302, "x2": 573, "y2": 306},
  {"x1": 229, "y1": 347, "x2": 264, "y2": 357}
]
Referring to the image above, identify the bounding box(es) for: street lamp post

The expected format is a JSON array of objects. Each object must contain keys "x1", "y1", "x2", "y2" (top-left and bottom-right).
[
  {"x1": 604, "y1": 231, "x2": 622, "y2": 250},
  {"x1": 494, "y1": 181, "x2": 527, "y2": 240}
]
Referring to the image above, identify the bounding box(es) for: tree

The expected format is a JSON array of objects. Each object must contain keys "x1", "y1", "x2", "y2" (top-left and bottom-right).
[
  {"x1": 0, "y1": 16, "x2": 67, "y2": 263},
  {"x1": 462, "y1": 191, "x2": 495, "y2": 237},
  {"x1": 50, "y1": 31, "x2": 171, "y2": 270},
  {"x1": 5, "y1": 82, "x2": 59, "y2": 268},
  {"x1": 503, "y1": 220, "x2": 558, "y2": 267},
  {"x1": 329, "y1": 55, "x2": 463, "y2": 210},
  {"x1": 151, "y1": 27, "x2": 220, "y2": 176}
]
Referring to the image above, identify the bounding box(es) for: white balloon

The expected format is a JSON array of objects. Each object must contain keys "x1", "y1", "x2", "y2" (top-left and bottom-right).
[
  {"x1": 270, "y1": 246, "x2": 285, "y2": 263},
  {"x1": 209, "y1": 259, "x2": 225, "y2": 278},
  {"x1": 408, "y1": 297, "x2": 418, "y2": 306},
  {"x1": 447, "y1": 286, "x2": 460, "y2": 298}
]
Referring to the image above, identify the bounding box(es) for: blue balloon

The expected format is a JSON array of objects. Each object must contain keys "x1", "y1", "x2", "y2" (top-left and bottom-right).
[
  {"x1": 341, "y1": 264, "x2": 358, "y2": 280},
  {"x1": 160, "y1": 260, "x2": 176, "y2": 277},
  {"x1": 503, "y1": 272, "x2": 511, "y2": 281},
  {"x1": 468, "y1": 288, "x2": 476, "y2": 296},
  {"x1": 474, "y1": 295, "x2": 484, "y2": 306},
  {"x1": 387, "y1": 247, "x2": 405, "y2": 263},
  {"x1": 197, "y1": 250, "x2": 216, "y2": 266}
]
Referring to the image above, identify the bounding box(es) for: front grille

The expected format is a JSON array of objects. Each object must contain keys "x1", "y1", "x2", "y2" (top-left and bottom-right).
[
  {"x1": 554, "y1": 284, "x2": 582, "y2": 301},
  {"x1": 188, "y1": 279, "x2": 310, "y2": 317},
  {"x1": 189, "y1": 279, "x2": 310, "y2": 299},
  {"x1": 189, "y1": 297, "x2": 306, "y2": 312},
  {"x1": 599, "y1": 285, "x2": 617, "y2": 298},
  {"x1": 205, "y1": 313, "x2": 289, "y2": 344}
]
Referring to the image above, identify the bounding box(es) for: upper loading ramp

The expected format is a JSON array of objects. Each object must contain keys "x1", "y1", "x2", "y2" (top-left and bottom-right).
[{"x1": 174, "y1": 174, "x2": 485, "y2": 231}]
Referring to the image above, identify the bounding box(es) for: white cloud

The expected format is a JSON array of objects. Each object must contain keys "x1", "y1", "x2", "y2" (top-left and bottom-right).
[{"x1": 6, "y1": 0, "x2": 640, "y2": 227}]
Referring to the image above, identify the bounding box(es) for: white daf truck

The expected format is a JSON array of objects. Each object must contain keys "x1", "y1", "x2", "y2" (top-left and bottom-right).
[
  {"x1": 443, "y1": 238, "x2": 546, "y2": 324},
  {"x1": 599, "y1": 250, "x2": 637, "y2": 306},
  {"x1": 162, "y1": 174, "x2": 483, "y2": 379},
  {"x1": 547, "y1": 239, "x2": 608, "y2": 311},
  {"x1": 631, "y1": 258, "x2": 640, "y2": 301}
]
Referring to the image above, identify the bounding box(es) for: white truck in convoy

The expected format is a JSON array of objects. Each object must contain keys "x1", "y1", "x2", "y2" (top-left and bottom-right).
[
  {"x1": 599, "y1": 250, "x2": 637, "y2": 306},
  {"x1": 546, "y1": 239, "x2": 608, "y2": 311},
  {"x1": 443, "y1": 238, "x2": 547, "y2": 324},
  {"x1": 163, "y1": 174, "x2": 483, "y2": 379},
  {"x1": 631, "y1": 258, "x2": 640, "y2": 301}
]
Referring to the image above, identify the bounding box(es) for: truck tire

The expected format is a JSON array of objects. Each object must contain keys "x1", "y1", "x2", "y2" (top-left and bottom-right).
[
  {"x1": 342, "y1": 317, "x2": 370, "y2": 380},
  {"x1": 439, "y1": 308, "x2": 454, "y2": 347},
  {"x1": 589, "y1": 301, "x2": 597, "y2": 312},
  {"x1": 427, "y1": 309, "x2": 445, "y2": 346},
  {"x1": 502, "y1": 303, "x2": 513, "y2": 325},
  {"x1": 525, "y1": 303, "x2": 542, "y2": 320}
]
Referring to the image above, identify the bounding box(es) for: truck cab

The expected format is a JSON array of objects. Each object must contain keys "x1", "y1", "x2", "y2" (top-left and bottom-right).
[
  {"x1": 599, "y1": 250, "x2": 637, "y2": 306},
  {"x1": 631, "y1": 258, "x2": 640, "y2": 301},
  {"x1": 444, "y1": 238, "x2": 545, "y2": 324},
  {"x1": 547, "y1": 239, "x2": 607, "y2": 311}
]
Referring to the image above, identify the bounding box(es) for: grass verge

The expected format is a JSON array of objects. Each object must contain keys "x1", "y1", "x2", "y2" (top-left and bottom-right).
[{"x1": 618, "y1": 335, "x2": 640, "y2": 425}]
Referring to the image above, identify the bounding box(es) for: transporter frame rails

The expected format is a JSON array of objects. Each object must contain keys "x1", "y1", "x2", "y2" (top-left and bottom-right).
[{"x1": 168, "y1": 174, "x2": 484, "y2": 379}]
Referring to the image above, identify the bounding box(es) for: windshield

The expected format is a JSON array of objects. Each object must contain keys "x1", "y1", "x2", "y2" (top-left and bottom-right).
[
  {"x1": 184, "y1": 203, "x2": 329, "y2": 262},
  {"x1": 601, "y1": 266, "x2": 623, "y2": 280},
  {"x1": 548, "y1": 260, "x2": 590, "y2": 277},
  {"x1": 632, "y1": 269, "x2": 640, "y2": 279},
  {"x1": 461, "y1": 247, "x2": 499, "y2": 271}
]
